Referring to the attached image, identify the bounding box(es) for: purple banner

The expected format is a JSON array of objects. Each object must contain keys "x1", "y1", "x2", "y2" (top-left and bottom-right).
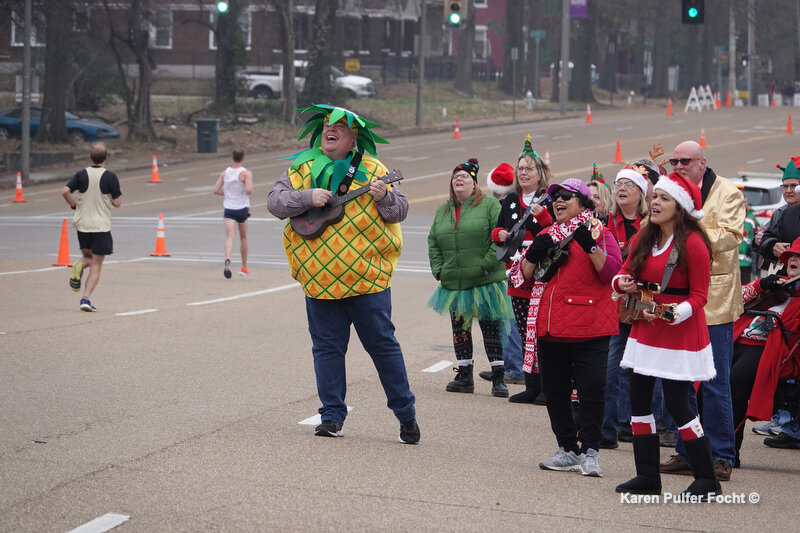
[{"x1": 570, "y1": 0, "x2": 587, "y2": 19}]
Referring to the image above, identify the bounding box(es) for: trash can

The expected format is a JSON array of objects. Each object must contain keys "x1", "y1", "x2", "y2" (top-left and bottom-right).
[{"x1": 196, "y1": 118, "x2": 220, "y2": 153}]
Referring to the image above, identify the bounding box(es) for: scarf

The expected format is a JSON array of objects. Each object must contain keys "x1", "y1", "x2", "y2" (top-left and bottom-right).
[{"x1": 510, "y1": 208, "x2": 599, "y2": 372}]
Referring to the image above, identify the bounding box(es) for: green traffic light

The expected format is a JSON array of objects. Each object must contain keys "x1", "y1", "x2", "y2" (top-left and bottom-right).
[
  {"x1": 217, "y1": 1, "x2": 229, "y2": 13},
  {"x1": 688, "y1": 7, "x2": 698, "y2": 18},
  {"x1": 449, "y1": 13, "x2": 461, "y2": 25}
]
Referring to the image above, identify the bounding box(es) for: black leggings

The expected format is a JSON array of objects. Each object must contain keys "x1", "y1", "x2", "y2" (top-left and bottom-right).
[
  {"x1": 730, "y1": 343, "x2": 764, "y2": 455},
  {"x1": 629, "y1": 372, "x2": 696, "y2": 427}
]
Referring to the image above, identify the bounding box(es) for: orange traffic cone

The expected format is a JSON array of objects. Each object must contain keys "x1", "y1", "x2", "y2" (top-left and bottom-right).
[
  {"x1": 544, "y1": 149, "x2": 550, "y2": 166},
  {"x1": 585, "y1": 103, "x2": 593, "y2": 124},
  {"x1": 12, "y1": 172, "x2": 26, "y2": 202},
  {"x1": 53, "y1": 218, "x2": 72, "y2": 266},
  {"x1": 613, "y1": 138, "x2": 623, "y2": 164},
  {"x1": 453, "y1": 118, "x2": 461, "y2": 139},
  {"x1": 149, "y1": 155, "x2": 162, "y2": 183},
  {"x1": 699, "y1": 126, "x2": 707, "y2": 148},
  {"x1": 666, "y1": 97, "x2": 673, "y2": 116},
  {"x1": 715, "y1": 92, "x2": 722, "y2": 109},
  {"x1": 771, "y1": 92, "x2": 778, "y2": 107},
  {"x1": 788, "y1": 114, "x2": 793, "y2": 134},
  {"x1": 149, "y1": 214, "x2": 171, "y2": 257},
  {"x1": 725, "y1": 90, "x2": 732, "y2": 107}
]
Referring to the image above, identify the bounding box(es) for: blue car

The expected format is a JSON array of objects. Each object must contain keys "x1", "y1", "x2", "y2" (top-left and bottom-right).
[{"x1": 0, "y1": 107, "x2": 120, "y2": 143}]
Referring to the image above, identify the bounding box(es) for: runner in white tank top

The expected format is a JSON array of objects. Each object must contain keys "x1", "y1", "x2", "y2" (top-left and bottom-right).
[{"x1": 213, "y1": 149, "x2": 254, "y2": 278}]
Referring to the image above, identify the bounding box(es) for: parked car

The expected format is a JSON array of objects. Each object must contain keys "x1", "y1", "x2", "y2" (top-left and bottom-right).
[
  {"x1": 731, "y1": 174, "x2": 785, "y2": 225},
  {"x1": 0, "y1": 107, "x2": 120, "y2": 143},
  {"x1": 239, "y1": 60, "x2": 375, "y2": 99}
]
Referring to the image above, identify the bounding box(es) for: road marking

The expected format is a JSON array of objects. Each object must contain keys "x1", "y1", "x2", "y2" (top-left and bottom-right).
[
  {"x1": 551, "y1": 135, "x2": 571, "y2": 140},
  {"x1": 299, "y1": 406, "x2": 353, "y2": 426},
  {"x1": 186, "y1": 283, "x2": 298, "y2": 306},
  {"x1": 66, "y1": 513, "x2": 130, "y2": 533},
  {"x1": 746, "y1": 158, "x2": 765, "y2": 164},
  {"x1": 423, "y1": 360, "x2": 453, "y2": 373},
  {"x1": 115, "y1": 309, "x2": 159, "y2": 316}
]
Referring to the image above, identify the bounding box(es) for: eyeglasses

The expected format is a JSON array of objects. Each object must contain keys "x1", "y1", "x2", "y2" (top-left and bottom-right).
[
  {"x1": 517, "y1": 166, "x2": 537, "y2": 173},
  {"x1": 551, "y1": 190, "x2": 577, "y2": 202},
  {"x1": 614, "y1": 181, "x2": 637, "y2": 190},
  {"x1": 781, "y1": 183, "x2": 798, "y2": 190},
  {"x1": 668, "y1": 158, "x2": 699, "y2": 166}
]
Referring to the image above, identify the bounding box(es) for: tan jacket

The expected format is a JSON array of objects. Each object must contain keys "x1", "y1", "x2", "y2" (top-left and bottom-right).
[{"x1": 701, "y1": 173, "x2": 745, "y2": 325}]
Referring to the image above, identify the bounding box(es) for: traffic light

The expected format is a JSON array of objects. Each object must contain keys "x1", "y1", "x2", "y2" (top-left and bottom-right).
[
  {"x1": 444, "y1": 0, "x2": 466, "y2": 28},
  {"x1": 216, "y1": 1, "x2": 229, "y2": 13},
  {"x1": 682, "y1": 0, "x2": 704, "y2": 24}
]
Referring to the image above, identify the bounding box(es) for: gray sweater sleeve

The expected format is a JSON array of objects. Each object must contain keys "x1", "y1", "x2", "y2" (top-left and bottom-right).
[
  {"x1": 266, "y1": 169, "x2": 315, "y2": 219},
  {"x1": 376, "y1": 182, "x2": 409, "y2": 224}
]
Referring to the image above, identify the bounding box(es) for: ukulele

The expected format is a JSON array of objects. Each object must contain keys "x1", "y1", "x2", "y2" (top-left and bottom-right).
[
  {"x1": 496, "y1": 188, "x2": 548, "y2": 262},
  {"x1": 532, "y1": 219, "x2": 593, "y2": 283},
  {"x1": 290, "y1": 170, "x2": 403, "y2": 239},
  {"x1": 615, "y1": 283, "x2": 678, "y2": 323}
]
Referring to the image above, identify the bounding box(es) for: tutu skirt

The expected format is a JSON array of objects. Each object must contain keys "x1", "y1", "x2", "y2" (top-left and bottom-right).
[{"x1": 428, "y1": 280, "x2": 514, "y2": 327}]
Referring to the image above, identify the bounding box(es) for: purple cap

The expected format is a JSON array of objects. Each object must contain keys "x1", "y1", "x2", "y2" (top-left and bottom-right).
[{"x1": 547, "y1": 178, "x2": 591, "y2": 199}]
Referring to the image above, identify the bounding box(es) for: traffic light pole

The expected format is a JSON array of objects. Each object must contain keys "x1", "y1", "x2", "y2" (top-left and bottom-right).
[
  {"x1": 416, "y1": 0, "x2": 426, "y2": 127},
  {"x1": 559, "y1": 0, "x2": 569, "y2": 116}
]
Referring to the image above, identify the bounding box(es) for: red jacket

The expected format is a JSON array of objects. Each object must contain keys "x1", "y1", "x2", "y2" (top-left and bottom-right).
[{"x1": 537, "y1": 229, "x2": 620, "y2": 339}]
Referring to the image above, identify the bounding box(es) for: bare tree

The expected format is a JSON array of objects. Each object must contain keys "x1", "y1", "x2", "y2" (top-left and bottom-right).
[
  {"x1": 650, "y1": 0, "x2": 672, "y2": 98},
  {"x1": 302, "y1": 0, "x2": 338, "y2": 105},
  {"x1": 453, "y1": 0, "x2": 476, "y2": 96},
  {"x1": 214, "y1": 0, "x2": 247, "y2": 108},
  {"x1": 568, "y1": 0, "x2": 596, "y2": 103},
  {"x1": 35, "y1": 0, "x2": 71, "y2": 144},
  {"x1": 269, "y1": 0, "x2": 296, "y2": 124},
  {"x1": 102, "y1": 0, "x2": 156, "y2": 141},
  {"x1": 499, "y1": 0, "x2": 522, "y2": 95}
]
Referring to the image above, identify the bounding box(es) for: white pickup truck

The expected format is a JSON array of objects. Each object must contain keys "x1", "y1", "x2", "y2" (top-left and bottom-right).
[{"x1": 239, "y1": 61, "x2": 375, "y2": 99}]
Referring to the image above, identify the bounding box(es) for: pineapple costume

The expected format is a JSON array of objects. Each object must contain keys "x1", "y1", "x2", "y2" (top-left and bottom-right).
[{"x1": 281, "y1": 104, "x2": 403, "y2": 299}]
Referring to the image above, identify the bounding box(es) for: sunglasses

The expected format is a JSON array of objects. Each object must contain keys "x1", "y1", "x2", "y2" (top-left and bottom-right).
[
  {"x1": 668, "y1": 158, "x2": 699, "y2": 166},
  {"x1": 551, "y1": 190, "x2": 577, "y2": 202}
]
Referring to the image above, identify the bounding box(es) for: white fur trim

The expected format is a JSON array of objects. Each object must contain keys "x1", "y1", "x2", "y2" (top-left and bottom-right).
[
  {"x1": 615, "y1": 168, "x2": 649, "y2": 198},
  {"x1": 670, "y1": 301, "x2": 694, "y2": 325},
  {"x1": 621, "y1": 337, "x2": 716, "y2": 381},
  {"x1": 654, "y1": 179, "x2": 704, "y2": 220},
  {"x1": 486, "y1": 167, "x2": 513, "y2": 196}
]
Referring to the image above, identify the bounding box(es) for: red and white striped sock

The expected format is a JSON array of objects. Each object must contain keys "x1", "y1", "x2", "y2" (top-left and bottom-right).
[
  {"x1": 678, "y1": 416, "x2": 705, "y2": 441},
  {"x1": 631, "y1": 414, "x2": 657, "y2": 435}
]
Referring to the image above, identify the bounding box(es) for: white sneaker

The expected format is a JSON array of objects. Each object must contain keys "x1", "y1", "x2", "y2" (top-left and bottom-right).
[
  {"x1": 579, "y1": 448, "x2": 603, "y2": 477},
  {"x1": 539, "y1": 447, "x2": 582, "y2": 472}
]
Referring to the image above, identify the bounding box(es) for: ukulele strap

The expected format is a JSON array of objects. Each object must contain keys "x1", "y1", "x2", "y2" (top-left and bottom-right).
[
  {"x1": 335, "y1": 152, "x2": 363, "y2": 196},
  {"x1": 659, "y1": 247, "x2": 680, "y2": 295}
]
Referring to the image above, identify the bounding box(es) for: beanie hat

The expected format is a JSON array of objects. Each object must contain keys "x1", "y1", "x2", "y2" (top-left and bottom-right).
[
  {"x1": 615, "y1": 165, "x2": 649, "y2": 198},
  {"x1": 654, "y1": 172, "x2": 704, "y2": 220},
  {"x1": 454, "y1": 158, "x2": 479, "y2": 181},
  {"x1": 777, "y1": 156, "x2": 800, "y2": 181},
  {"x1": 547, "y1": 178, "x2": 592, "y2": 200},
  {"x1": 487, "y1": 163, "x2": 515, "y2": 195}
]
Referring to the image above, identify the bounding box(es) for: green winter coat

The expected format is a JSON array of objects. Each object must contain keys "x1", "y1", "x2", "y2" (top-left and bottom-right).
[{"x1": 428, "y1": 194, "x2": 506, "y2": 290}]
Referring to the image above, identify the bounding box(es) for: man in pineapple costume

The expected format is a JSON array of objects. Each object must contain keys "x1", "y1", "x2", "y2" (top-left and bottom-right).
[{"x1": 267, "y1": 104, "x2": 419, "y2": 444}]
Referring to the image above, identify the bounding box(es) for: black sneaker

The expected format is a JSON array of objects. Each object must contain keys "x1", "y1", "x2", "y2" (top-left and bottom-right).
[
  {"x1": 223, "y1": 258, "x2": 232, "y2": 279},
  {"x1": 618, "y1": 426, "x2": 634, "y2": 443},
  {"x1": 314, "y1": 420, "x2": 343, "y2": 437},
  {"x1": 598, "y1": 436, "x2": 619, "y2": 449},
  {"x1": 398, "y1": 418, "x2": 420, "y2": 444}
]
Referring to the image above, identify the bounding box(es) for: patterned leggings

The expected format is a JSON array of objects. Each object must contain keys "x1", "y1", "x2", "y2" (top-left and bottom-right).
[
  {"x1": 511, "y1": 295, "x2": 538, "y2": 373},
  {"x1": 450, "y1": 312, "x2": 504, "y2": 366}
]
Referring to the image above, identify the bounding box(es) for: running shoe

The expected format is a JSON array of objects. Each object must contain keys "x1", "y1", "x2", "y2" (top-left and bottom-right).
[
  {"x1": 69, "y1": 260, "x2": 83, "y2": 292},
  {"x1": 79, "y1": 298, "x2": 97, "y2": 312},
  {"x1": 539, "y1": 448, "x2": 583, "y2": 472},
  {"x1": 223, "y1": 258, "x2": 231, "y2": 279},
  {"x1": 239, "y1": 266, "x2": 250, "y2": 276}
]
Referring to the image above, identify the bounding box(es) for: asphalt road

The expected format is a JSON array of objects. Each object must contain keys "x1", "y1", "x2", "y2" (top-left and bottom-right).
[{"x1": 1, "y1": 106, "x2": 798, "y2": 531}]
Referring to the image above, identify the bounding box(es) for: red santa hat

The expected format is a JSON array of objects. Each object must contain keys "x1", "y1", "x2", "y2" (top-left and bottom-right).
[
  {"x1": 654, "y1": 172, "x2": 705, "y2": 220},
  {"x1": 487, "y1": 162, "x2": 515, "y2": 196},
  {"x1": 615, "y1": 165, "x2": 649, "y2": 198}
]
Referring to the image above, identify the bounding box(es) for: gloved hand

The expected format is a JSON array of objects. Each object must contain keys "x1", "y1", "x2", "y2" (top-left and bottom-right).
[
  {"x1": 525, "y1": 233, "x2": 555, "y2": 263},
  {"x1": 573, "y1": 224, "x2": 597, "y2": 254},
  {"x1": 759, "y1": 274, "x2": 783, "y2": 292}
]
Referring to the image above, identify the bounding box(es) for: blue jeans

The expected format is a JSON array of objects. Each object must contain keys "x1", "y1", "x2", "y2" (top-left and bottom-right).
[
  {"x1": 676, "y1": 322, "x2": 735, "y2": 464},
  {"x1": 602, "y1": 322, "x2": 631, "y2": 441},
  {"x1": 503, "y1": 321, "x2": 524, "y2": 379},
  {"x1": 305, "y1": 289, "x2": 416, "y2": 426}
]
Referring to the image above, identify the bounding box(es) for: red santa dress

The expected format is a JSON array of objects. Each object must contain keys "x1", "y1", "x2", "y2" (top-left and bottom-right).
[{"x1": 616, "y1": 232, "x2": 715, "y2": 381}]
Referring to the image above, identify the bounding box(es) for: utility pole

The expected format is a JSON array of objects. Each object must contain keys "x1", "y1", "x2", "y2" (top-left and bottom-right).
[
  {"x1": 21, "y1": 0, "x2": 31, "y2": 182},
  {"x1": 728, "y1": 2, "x2": 736, "y2": 103},
  {"x1": 747, "y1": 0, "x2": 754, "y2": 106},
  {"x1": 416, "y1": 0, "x2": 426, "y2": 127},
  {"x1": 559, "y1": 0, "x2": 570, "y2": 115}
]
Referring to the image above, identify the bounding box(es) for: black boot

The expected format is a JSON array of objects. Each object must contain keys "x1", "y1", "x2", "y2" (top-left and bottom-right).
[
  {"x1": 681, "y1": 436, "x2": 721, "y2": 500},
  {"x1": 615, "y1": 434, "x2": 662, "y2": 495},
  {"x1": 509, "y1": 372, "x2": 541, "y2": 403},
  {"x1": 491, "y1": 366, "x2": 509, "y2": 398},
  {"x1": 446, "y1": 365, "x2": 474, "y2": 393}
]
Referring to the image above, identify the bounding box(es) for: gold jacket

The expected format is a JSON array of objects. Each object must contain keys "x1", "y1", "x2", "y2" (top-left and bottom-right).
[{"x1": 701, "y1": 173, "x2": 745, "y2": 325}]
